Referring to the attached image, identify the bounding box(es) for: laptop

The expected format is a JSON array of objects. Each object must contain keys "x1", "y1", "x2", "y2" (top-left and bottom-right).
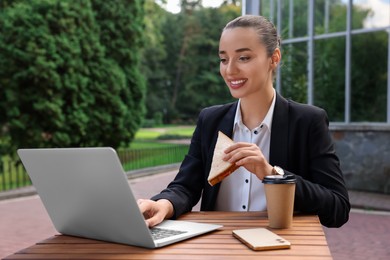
[{"x1": 17, "y1": 147, "x2": 222, "y2": 248}]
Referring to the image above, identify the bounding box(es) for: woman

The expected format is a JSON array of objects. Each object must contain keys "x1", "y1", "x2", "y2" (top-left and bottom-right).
[{"x1": 138, "y1": 15, "x2": 350, "y2": 228}]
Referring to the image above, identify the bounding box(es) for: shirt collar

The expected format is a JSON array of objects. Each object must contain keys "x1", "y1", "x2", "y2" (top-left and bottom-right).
[{"x1": 233, "y1": 88, "x2": 276, "y2": 132}]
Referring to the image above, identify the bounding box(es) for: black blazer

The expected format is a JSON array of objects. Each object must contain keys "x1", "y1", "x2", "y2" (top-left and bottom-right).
[{"x1": 152, "y1": 93, "x2": 350, "y2": 228}]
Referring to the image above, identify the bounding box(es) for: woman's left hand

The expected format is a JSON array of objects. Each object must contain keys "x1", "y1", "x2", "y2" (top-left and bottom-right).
[{"x1": 223, "y1": 142, "x2": 273, "y2": 180}]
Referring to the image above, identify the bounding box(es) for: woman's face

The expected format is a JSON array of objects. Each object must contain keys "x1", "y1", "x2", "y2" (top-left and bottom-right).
[{"x1": 219, "y1": 27, "x2": 274, "y2": 99}]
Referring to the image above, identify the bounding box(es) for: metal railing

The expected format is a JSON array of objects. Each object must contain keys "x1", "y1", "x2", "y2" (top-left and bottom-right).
[
  {"x1": 0, "y1": 157, "x2": 31, "y2": 191},
  {"x1": 118, "y1": 145, "x2": 189, "y2": 172},
  {"x1": 0, "y1": 145, "x2": 189, "y2": 192}
]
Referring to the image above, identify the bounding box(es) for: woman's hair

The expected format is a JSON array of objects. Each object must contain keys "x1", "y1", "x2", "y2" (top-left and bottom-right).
[{"x1": 223, "y1": 15, "x2": 281, "y2": 58}]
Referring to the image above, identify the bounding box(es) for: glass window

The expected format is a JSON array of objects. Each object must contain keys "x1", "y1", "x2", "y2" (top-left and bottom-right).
[
  {"x1": 314, "y1": 37, "x2": 346, "y2": 122},
  {"x1": 314, "y1": 0, "x2": 347, "y2": 34},
  {"x1": 278, "y1": 0, "x2": 308, "y2": 39},
  {"x1": 263, "y1": 0, "x2": 390, "y2": 123},
  {"x1": 280, "y1": 42, "x2": 308, "y2": 103},
  {"x1": 259, "y1": 0, "x2": 275, "y2": 23},
  {"x1": 350, "y1": 31, "x2": 388, "y2": 122}
]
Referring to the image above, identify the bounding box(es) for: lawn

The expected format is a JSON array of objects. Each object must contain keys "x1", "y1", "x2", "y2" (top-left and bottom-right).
[{"x1": 134, "y1": 126, "x2": 195, "y2": 141}]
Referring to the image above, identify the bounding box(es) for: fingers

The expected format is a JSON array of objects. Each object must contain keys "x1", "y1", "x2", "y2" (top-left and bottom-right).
[
  {"x1": 137, "y1": 199, "x2": 151, "y2": 216},
  {"x1": 222, "y1": 142, "x2": 271, "y2": 180},
  {"x1": 136, "y1": 199, "x2": 174, "y2": 228},
  {"x1": 223, "y1": 143, "x2": 261, "y2": 164},
  {"x1": 223, "y1": 142, "x2": 253, "y2": 153},
  {"x1": 145, "y1": 212, "x2": 165, "y2": 228},
  {"x1": 234, "y1": 155, "x2": 261, "y2": 166},
  {"x1": 137, "y1": 199, "x2": 157, "y2": 227}
]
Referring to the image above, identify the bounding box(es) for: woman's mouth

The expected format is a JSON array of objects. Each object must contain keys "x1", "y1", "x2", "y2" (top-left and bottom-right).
[{"x1": 228, "y1": 79, "x2": 247, "y2": 89}]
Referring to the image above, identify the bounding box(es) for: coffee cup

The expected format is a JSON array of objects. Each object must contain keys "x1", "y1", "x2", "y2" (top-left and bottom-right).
[{"x1": 262, "y1": 174, "x2": 296, "y2": 229}]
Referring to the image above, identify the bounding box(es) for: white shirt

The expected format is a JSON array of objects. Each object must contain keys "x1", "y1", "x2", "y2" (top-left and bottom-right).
[{"x1": 215, "y1": 89, "x2": 276, "y2": 211}]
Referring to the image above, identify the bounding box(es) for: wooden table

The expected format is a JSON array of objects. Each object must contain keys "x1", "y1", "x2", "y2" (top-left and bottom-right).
[{"x1": 4, "y1": 212, "x2": 332, "y2": 259}]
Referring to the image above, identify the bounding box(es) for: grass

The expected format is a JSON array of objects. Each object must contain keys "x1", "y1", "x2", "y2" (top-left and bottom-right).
[
  {"x1": 128, "y1": 141, "x2": 179, "y2": 149},
  {"x1": 134, "y1": 126, "x2": 195, "y2": 141}
]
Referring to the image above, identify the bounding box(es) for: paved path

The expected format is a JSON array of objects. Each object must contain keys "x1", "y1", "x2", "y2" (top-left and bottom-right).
[{"x1": 1, "y1": 170, "x2": 390, "y2": 259}]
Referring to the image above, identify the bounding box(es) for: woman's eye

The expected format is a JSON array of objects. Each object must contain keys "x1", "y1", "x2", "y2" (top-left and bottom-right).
[
  {"x1": 219, "y1": 58, "x2": 227, "y2": 64},
  {"x1": 239, "y1": 56, "x2": 250, "y2": 62}
]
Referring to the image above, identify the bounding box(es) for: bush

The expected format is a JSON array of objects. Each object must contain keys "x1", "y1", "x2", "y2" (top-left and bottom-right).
[{"x1": 0, "y1": 0, "x2": 145, "y2": 154}]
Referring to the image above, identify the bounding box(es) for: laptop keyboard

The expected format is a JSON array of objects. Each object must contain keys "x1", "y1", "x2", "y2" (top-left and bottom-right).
[{"x1": 150, "y1": 227, "x2": 187, "y2": 240}]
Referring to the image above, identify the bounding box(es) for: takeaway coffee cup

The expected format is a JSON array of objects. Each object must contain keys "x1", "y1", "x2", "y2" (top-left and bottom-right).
[{"x1": 262, "y1": 174, "x2": 296, "y2": 229}]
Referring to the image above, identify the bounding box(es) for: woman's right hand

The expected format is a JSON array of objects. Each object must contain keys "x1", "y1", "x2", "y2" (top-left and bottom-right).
[{"x1": 137, "y1": 199, "x2": 174, "y2": 227}]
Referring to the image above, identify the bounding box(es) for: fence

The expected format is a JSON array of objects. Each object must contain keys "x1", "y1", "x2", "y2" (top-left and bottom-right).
[
  {"x1": 118, "y1": 145, "x2": 189, "y2": 172},
  {"x1": 0, "y1": 157, "x2": 31, "y2": 191},
  {"x1": 0, "y1": 144, "x2": 189, "y2": 192}
]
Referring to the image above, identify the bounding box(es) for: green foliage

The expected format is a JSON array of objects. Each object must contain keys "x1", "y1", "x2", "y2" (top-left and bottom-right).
[
  {"x1": 142, "y1": 2, "x2": 240, "y2": 123},
  {"x1": 0, "y1": 0, "x2": 145, "y2": 154},
  {"x1": 141, "y1": 0, "x2": 171, "y2": 122},
  {"x1": 176, "y1": 5, "x2": 239, "y2": 117},
  {"x1": 91, "y1": 0, "x2": 146, "y2": 132}
]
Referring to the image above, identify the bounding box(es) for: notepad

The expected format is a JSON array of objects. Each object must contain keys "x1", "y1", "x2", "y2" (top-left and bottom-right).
[{"x1": 232, "y1": 228, "x2": 291, "y2": 251}]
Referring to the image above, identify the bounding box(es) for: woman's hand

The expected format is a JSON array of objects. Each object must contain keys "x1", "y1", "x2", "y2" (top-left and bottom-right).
[
  {"x1": 137, "y1": 199, "x2": 174, "y2": 227},
  {"x1": 223, "y1": 142, "x2": 273, "y2": 180}
]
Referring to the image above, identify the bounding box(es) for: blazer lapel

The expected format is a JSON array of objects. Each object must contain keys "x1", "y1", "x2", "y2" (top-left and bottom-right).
[
  {"x1": 269, "y1": 93, "x2": 289, "y2": 168},
  {"x1": 218, "y1": 102, "x2": 237, "y2": 138}
]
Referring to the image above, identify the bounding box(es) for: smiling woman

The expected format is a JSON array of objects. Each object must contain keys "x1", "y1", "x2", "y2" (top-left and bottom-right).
[{"x1": 137, "y1": 15, "x2": 351, "y2": 229}]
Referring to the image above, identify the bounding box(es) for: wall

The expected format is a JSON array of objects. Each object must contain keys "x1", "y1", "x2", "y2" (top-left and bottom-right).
[{"x1": 330, "y1": 124, "x2": 390, "y2": 194}]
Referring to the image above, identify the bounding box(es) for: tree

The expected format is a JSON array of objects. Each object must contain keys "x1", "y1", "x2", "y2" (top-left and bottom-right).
[
  {"x1": 143, "y1": 2, "x2": 240, "y2": 123},
  {"x1": 176, "y1": 4, "x2": 240, "y2": 118},
  {"x1": 0, "y1": 0, "x2": 145, "y2": 154},
  {"x1": 141, "y1": 0, "x2": 172, "y2": 124},
  {"x1": 90, "y1": 0, "x2": 146, "y2": 133}
]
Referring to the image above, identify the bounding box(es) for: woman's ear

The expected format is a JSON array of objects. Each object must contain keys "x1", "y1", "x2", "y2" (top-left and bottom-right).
[{"x1": 271, "y1": 48, "x2": 281, "y2": 68}]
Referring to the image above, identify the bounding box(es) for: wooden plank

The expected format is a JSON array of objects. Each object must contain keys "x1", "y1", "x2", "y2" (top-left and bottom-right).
[
  {"x1": 3, "y1": 213, "x2": 331, "y2": 260},
  {"x1": 36, "y1": 232, "x2": 327, "y2": 247},
  {"x1": 37, "y1": 235, "x2": 328, "y2": 250},
  {"x1": 4, "y1": 254, "x2": 333, "y2": 260},
  {"x1": 17, "y1": 243, "x2": 331, "y2": 257},
  {"x1": 19, "y1": 242, "x2": 331, "y2": 251}
]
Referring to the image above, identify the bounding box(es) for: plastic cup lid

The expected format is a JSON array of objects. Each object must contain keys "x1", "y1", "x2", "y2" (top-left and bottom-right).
[{"x1": 262, "y1": 174, "x2": 296, "y2": 184}]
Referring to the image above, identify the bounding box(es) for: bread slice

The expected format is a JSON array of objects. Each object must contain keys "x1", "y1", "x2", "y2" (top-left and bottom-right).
[{"x1": 207, "y1": 131, "x2": 239, "y2": 186}]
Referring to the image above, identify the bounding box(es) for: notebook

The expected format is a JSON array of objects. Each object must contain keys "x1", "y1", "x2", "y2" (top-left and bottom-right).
[{"x1": 17, "y1": 147, "x2": 222, "y2": 248}]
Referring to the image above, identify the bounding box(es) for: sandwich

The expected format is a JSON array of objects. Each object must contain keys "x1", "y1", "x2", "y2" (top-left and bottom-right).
[{"x1": 207, "y1": 131, "x2": 239, "y2": 186}]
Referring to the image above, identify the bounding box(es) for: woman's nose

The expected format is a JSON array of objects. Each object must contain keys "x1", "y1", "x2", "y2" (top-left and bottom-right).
[{"x1": 226, "y1": 61, "x2": 239, "y2": 75}]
